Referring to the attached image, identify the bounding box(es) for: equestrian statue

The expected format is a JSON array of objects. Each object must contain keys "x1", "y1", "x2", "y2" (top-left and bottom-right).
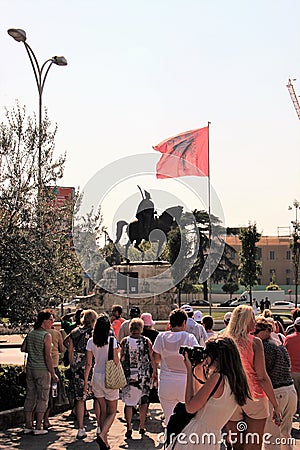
[{"x1": 115, "y1": 187, "x2": 183, "y2": 261}]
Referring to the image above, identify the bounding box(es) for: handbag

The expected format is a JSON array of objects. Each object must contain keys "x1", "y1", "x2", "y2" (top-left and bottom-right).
[
  {"x1": 149, "y1": 380, "x2": 160, "y2": 403},
  {"x1": 64, "y1": 367, "x2": 72, "y2": 381},
  {"x1": 166, "y1": 374, "x2": 223, "y2": 448},
  {"x1": 105, "y1": 336, "x2": 127, "y2": 390},
  {"x1": 17, "y1": 354, "x2": 27, "y2": 388},
  {"x1": 166, "y1": 402, "x2": 196, "y2": 448}
]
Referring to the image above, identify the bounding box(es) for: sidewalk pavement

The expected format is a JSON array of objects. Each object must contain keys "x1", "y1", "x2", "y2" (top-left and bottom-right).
[
  {"x1": 1, "y1": 334, "x2": 300, "y2": 449},
  {"x1": 0, "y1": 333, "x2": 25, "y2": 348},
  {"x1": 0, "y1": 399, "x2": 165, "y2": 450},
  {"x1": 1, "y1": 399, "x2": 300, "y2": 450}
]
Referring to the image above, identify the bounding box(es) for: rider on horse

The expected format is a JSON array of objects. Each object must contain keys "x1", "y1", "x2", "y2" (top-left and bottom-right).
[{"x1": 136, "y1": 188, "x2": 155, "y2": 240}]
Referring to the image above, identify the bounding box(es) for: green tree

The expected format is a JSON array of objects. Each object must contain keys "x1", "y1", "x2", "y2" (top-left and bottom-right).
[
  {"x1": 166, "y1": 210, "x2": 238, "y2": 302},
  {"x1": 222, "y1": 281, "x2": 239, "y2": 299},
  {"x1": 0, "y1": 104, "x2": 83, "y2": 328},
  {"x1": 165, "y1": 218, "x2": 194, "y2": 305},
  {"x1": 238, "y1": 223, "x2": 261, "y2": 305}
]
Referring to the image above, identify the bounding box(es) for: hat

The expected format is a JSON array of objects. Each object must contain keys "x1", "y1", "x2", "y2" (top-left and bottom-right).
[
  {"x1": 294, "y1": 317, "x2": 300, "y2": 326},
  {"x1": 224, "y1": 312, "x2": 232, "y2": 322},
  {"x1": 193, "y1": 311, "x2": 203, "y2": 322},
  {"x1": 130, "y1": 306, "x2": 140, "y2": 318},
  {"x1": 141, "y1": 313, "x2": 155, "y2": 327},
  {"x1": 181, "y1": 304, "x2": 193, "y2": 313}
]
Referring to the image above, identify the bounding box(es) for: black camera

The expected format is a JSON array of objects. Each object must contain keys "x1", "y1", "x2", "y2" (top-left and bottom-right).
[{"x1": 179, "y1": 345, "x2": 206, "y2": 365}]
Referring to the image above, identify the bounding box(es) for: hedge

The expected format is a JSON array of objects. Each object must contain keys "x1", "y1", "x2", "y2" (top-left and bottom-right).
[
  {"x1": 0, "y1": 365, "x2": 70, "y2": 412},
  {"x1": 0, "y1": 365, "x2": 26, "y2": 411}
]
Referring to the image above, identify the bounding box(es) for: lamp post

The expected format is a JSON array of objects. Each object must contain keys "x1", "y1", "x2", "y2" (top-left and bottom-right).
[
  {"x1": 7, "y1": 28, "x2": 67, "y2": 200},
  {"x1": 289, "y1": 199, "x2": 300, "y2": 307}
]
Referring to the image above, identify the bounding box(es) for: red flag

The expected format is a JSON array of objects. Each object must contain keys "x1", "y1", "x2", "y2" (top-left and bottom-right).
[{"x1": 153, "y1": 126, "x2": 209, "y2": 178}]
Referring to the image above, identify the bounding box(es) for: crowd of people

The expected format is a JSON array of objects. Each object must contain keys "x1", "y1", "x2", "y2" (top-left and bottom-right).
[{"x1": 20, "y1": 301, "x2": 300, "y2": 450}]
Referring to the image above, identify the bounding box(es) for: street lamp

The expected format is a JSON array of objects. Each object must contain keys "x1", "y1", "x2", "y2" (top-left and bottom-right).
[
  {"x1": 288, "y1": 199, "x2": 300, "y2": 307},
  {"x1": 7, "y1": 28, "x2": 67, "y2": 200}
]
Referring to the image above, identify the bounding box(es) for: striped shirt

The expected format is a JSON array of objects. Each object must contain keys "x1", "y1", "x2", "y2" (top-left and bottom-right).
[{"x1": 26, "y1": 329, "x2": 49, "y2": 370}]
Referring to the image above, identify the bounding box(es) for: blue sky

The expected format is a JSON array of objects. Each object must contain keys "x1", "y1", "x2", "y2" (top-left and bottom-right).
[{"x1": 1, "y1": 0, "x2": 300, "y2": 236}]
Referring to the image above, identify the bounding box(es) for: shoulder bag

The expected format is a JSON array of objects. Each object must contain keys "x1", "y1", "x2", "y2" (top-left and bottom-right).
[
  {"x1": 17, "y1": 354, "x2": 27, "y2": 388},
  {"x1": 166, "y1": 374, "x2": 223, "y2": 449},
  {"x1": 105, "y1": 336, "x2": 127, "y2": 390}
]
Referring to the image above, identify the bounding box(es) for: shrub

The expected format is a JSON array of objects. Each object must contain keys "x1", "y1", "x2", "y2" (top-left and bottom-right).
[
  {"x1": 266, "y1": 283, "x2": 280, "y2": 291},
  {"x1": 0, "y1": 365, "x2": 26, "y2": 411},
  {"x1": 0, "y1": 365, "x2": 71, "y2": 412}
]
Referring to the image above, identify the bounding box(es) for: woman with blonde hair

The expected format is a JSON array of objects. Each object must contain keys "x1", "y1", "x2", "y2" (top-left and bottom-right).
[
  {"x1": 120, "y1": 317, "x2": 157, "y2": 438},
  {"x1": 68, "y1": 309, "x2": 98, "y2": 439},
  {"x1": 225, "y1": 305, "x2": 281, "y2": 450}
]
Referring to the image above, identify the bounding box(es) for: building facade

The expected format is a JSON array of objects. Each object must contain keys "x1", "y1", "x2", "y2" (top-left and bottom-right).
[{"x1": 226, "y1": 235, "x2": 294, "y2": 287}]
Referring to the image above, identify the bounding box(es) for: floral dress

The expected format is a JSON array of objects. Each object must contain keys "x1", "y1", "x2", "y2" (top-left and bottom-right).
[
  {"x1": 69, "y1": 326, "x2": 94, "y2": 400},
  {"x1": 121, "y1": 335, "x2": 152, "y2": 400}
]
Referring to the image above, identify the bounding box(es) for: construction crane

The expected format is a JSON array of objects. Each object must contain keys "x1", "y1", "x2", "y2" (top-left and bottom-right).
[{"x1": 287, "y1": 78, "x2": 300, "y2": 120}]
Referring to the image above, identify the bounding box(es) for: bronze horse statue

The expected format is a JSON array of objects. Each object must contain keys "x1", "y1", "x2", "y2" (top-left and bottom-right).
[{"x1": 115, "y1": 205, "x2": 183, "y2": 261}]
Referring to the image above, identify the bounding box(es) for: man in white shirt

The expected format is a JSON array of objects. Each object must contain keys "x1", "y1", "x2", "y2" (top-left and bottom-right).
[
  {"x1": 181, "y1": 304, "x2": 207, "y2": 347},
  {"x1": 152, "y1": 309, "x2": 198, "y2": 424}
]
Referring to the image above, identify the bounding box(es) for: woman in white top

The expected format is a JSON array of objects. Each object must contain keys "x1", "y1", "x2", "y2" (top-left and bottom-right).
[
  {"x1": 152, "y1": 308, "x2": 198, "y2": 425},
  {"x1": 84, "y1": 314, "x2": 119, "y2": 450}
]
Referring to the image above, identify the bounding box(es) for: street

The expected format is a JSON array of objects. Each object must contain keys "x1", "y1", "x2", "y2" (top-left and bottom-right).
[{"x1": 0, "y1": 347, "x2": 24, "y2": 365}]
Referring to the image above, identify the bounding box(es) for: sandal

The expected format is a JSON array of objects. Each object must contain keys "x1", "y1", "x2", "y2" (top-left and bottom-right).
[
  {"x1": 125, "y1": 429, "x2": 132, "y2": 438},
  {"x1": 96, "y1": 435, "x2": 109, "y2": 449},
  {"x1": 139, "y1": 428, "x2": 146, "y2": 435}
]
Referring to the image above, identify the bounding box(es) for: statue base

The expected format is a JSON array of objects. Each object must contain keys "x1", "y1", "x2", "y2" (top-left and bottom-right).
[{"x1": 96, "y1": 261, "x2": 177, "y2": 320}]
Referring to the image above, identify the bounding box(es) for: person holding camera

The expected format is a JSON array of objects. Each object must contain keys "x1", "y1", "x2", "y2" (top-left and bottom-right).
[
  {"x1": 167, "y1": 337, "x2": 250, "y2": 449},
  {"x1": 152, "y1": 308, "x2": 198, "y2": 425}
]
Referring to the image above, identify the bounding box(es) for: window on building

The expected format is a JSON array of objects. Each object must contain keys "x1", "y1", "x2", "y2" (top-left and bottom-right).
[
  {"x1": 286, "y1": 278, "x2": 290, "y2": 285},
  {"x1": 286, "y1": 268, "x2": 291, "y2": 274},
  {"x1": 270, "y1": 251, "x2": 275, "y2": 260},
  {"x1": 256, "y1": 248, "x2": 262, "y2": 260},
  {"x1": 286, "y1": 250, "x2": 291, "y2": 260},
  {"x1": 257, "y1": 279, "x2": 261, "y2": 285}
]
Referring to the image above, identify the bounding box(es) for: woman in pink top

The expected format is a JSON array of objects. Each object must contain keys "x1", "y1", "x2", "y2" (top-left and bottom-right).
[{"x1": 225, "y1": 305, "x2": 281, "y2": 450}]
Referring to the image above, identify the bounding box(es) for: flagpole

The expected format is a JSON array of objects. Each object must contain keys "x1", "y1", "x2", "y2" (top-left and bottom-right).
[{"x1": 207, "y1": 121, "x2": 212, "y2": 315}]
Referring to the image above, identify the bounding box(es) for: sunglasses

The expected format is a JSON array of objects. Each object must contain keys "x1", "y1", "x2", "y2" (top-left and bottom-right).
[{"x1": 254, "y1": 326, "x2": 272, "y2": 335}]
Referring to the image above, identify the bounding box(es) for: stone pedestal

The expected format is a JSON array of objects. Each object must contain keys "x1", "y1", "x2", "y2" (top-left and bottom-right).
[{"x1": 97, "y1": 261, "x2": 177, "y2": 320}]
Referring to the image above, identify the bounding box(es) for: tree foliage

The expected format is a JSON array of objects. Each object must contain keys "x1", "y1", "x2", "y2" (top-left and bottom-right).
[
  {"x1": 166, "y1": 210, "x2": 238, "y2": 301},
  {"x1": 238, "y1": 223, "x2": 261, "y2": 303},
  {"x1": 0, "y1": 104, "x2": 83, "y2": 328},
  {"x1": 222, "y1": 281, "x2": 239, "y2": 298}
]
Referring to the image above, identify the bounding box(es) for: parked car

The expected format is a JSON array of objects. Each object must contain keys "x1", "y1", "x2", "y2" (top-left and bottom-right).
[
  {"x1": 60, "y1": 298, "x2": 80, "y2": 313},
  {"x1": 230, "y1": 298, "x2": 251, "y2": 307},
  {"x1": 217, "y1": 299, "x2": 234, "y2": 307},
  {"x1": 190, "y1": 299, "x2": 210, "y2": 306},
  {"x1": 272, "y1": 301, "x2": 295, "y2": 309},
  {"x1": 272, "y1": 313, "x2": 293, "y2": 330}
]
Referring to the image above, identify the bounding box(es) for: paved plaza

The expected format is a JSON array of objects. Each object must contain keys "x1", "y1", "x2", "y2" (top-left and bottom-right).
[
  {"x1": 1, "y1": 399, "x2": 300, "y2": 450},
  {"x1": 1, "y1": 335, "x2": 300, "y2": 449},
  {"x1": 0, "y1": 399, "x2": 164, "y2": 450}
]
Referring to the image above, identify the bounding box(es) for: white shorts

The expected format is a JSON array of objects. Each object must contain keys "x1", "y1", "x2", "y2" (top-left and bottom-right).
[
  {"x1": 92, "y1": 373, "x2": 119, "y2": 401},
  {"x1": 122, "y1": 385, "x2": 148, "y2": 406}
]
